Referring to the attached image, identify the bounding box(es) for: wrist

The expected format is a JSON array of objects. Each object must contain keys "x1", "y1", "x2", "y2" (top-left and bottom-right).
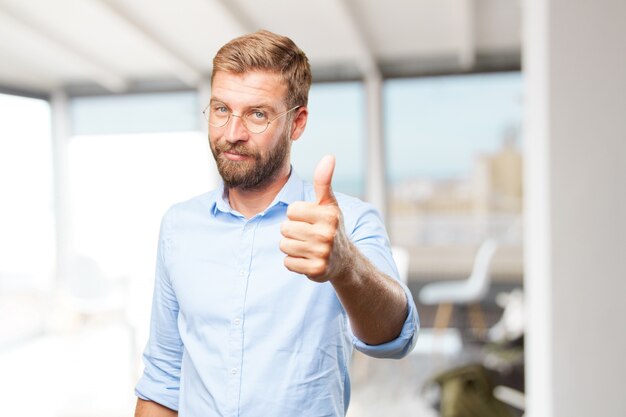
[{"x1": 328, "y1": 240, "x2": 359, "y2": 288}]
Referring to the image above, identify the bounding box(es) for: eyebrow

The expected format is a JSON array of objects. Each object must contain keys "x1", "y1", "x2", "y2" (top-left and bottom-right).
[{"x1": 209, "y1": 97, "x2": 277, "y2": 112}]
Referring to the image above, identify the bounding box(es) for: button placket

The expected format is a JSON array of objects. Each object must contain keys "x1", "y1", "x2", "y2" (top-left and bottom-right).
[{"x1": 226, "y1": 218, "x2": 256, "y2": 415}]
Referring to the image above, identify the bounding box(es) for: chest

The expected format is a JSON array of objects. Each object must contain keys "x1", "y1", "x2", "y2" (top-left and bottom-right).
[{"x1": 165, "y1": 214, "x2": 342, "y2": 330}]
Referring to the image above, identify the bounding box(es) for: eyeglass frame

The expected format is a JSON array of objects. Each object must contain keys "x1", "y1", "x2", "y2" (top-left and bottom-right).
[{"x1": 202, "y1": 102, "x2": 301, "y2": 134}]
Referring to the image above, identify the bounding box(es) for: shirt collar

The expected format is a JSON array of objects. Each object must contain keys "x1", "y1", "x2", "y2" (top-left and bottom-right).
[{"x1": 209, "y1": 166, "x2": 305, "y2": 216}]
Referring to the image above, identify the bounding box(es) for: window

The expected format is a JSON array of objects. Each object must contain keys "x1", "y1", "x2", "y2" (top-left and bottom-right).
[
  {"x1": 291, "y1": 82, "x2": 365, "y2": 198},
  {"x1": 0, "y1": 93, "x2": 53, "y2": 354},
  {"x1": 384, "y1": 72, "x2": 523, "y2": 279},
  {"x1": 0, "y1": 93, "x2": 54, "y2": 292}
]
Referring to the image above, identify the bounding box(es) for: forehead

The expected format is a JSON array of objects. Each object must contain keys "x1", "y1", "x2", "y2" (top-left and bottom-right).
[{"x1": 211, "y1": 70, "x2": 288, "y2": 108}]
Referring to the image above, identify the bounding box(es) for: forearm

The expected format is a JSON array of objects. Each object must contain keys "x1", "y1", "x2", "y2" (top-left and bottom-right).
[
  {"x1": 330, "y1": 243, "x2": 408, "y2": 345},
  {"x1": 135, "y1": 399, "x2": 177, "y2": 417},
  {"x1": 279, "y1": 158, "x2": 408, "y2": 344}
]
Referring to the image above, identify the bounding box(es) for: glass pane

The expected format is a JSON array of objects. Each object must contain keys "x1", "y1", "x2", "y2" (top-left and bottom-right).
[
  {"x1": 67, "y1": 131, "x2": 211, "y2": 302},
  {"x1": 70, "y1": 91, "x2": 200, "y2": 135},
  {"x1": 291, "y1": 82, "x2": 365, "y2": 198},
  {"x1": 55, "y1": 131, "x2": 212, "y2": 415},
  {"x1": 0, "y1": 92, "x2": 54, "y2": 384},
  {"x1": 384, "y1": 72, "x2": 523, "y2": 279},
  {"x1": 0, "y1": 93, "x2": 54, "y2": 292}
]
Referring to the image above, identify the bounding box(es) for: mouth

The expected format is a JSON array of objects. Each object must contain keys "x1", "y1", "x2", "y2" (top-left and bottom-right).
[{"x1": 222, "y1": 150, "x2": 252, "y2": 161}]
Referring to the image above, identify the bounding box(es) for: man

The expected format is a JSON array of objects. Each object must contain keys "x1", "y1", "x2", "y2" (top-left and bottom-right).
[{"x1": 135, "y1": 30, "x2": 418, "y2": 417}]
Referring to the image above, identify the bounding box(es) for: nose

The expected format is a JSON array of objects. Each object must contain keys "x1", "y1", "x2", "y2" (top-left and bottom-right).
[{"x1": 223, "y1": 114, "x2": 249, "y2": 143}]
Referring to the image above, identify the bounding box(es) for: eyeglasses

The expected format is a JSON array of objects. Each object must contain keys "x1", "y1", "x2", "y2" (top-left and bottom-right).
[{"x1": 202, "y1": 102, "x2": 300, "y2": 134}]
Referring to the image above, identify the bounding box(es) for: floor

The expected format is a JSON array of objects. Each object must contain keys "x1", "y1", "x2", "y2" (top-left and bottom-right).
[
  {"x1": 0, "y1": 285, "x2": 522, "y2": 417},
  {"x1": 0, "y1": 324, "x2": 137, "y2": 417}
]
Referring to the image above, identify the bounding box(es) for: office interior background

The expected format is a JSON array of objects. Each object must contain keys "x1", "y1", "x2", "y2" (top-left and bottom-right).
[{"x1": 0, "y1": 1, "x2": 624, "y2": 416}]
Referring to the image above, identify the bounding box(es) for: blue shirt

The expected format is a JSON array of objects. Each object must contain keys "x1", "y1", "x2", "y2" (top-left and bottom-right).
[{"x1": 135, "y1": 170, "x2": 419, "y2": 417}]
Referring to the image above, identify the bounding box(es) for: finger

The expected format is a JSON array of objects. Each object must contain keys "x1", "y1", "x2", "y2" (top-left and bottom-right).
[
  {"x1": 279, "y1": 237, "x2": 310, "y2": 256},
  {"x1": 281, "y1": 218, "x2": 337, "y2": 246},
  {"x1": 286, "y1": 201, "x2": 319, "y2": 222},
  {"x1": 284, "y1": 256, "x2": 328, "y2": 278},
  {"x1": 280, "y1": 220, "x2": 314, "y2": 240},
  {"x1": 279, "y1": 237, "x2": 331, "y2": 259},
  {"x1": 286, "y1": 201, "x2": 339, "y2": 226},
  {"x1": 280, "y1": 218, "x2": 338, "y2": 240},
  {"x1": 313, "y1": 155, "x2": 337, "y2": 206}
]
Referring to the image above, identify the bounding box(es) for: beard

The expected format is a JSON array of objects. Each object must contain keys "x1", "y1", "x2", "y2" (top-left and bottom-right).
[{"x1": 210, "y1": 129, "x2": 291, "y2": 191}]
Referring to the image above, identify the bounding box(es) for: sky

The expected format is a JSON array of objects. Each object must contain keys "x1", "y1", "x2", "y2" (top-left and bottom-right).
[
  {"x1": 292, "y1": 71, "x2": 523, "y2": 195},
  {"x1": 384, "y1": 72, "x2": 523, "y2": 181}
]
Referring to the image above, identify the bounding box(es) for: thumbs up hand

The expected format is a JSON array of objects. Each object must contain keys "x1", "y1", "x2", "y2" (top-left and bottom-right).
[
  {"x1": 280, "y1": 155, "x2": 354, "y2": 283},
  {"x1": 313, "y1": 154, "x2": 337, "y2": 205}
]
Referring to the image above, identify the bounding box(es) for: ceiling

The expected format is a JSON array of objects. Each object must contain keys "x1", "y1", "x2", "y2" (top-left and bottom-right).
[{"x1": 0, "y1": 0, "x2": 521, "y2": 97}]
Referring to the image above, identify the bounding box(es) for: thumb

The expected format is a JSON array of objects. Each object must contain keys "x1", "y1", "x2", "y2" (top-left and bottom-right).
[{"x1": 313, "y1": 155, "x2": 337, "y2": 205}]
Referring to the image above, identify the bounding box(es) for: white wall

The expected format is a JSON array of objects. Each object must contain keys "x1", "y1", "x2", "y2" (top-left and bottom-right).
[{"x1": 524, "y1": 1, "x2": 626, "y2": 416}]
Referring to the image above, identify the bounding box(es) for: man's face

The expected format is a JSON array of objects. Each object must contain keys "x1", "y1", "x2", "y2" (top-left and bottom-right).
[{"x1": 209, "y1": 70, "x2": 293, "y2": 191}]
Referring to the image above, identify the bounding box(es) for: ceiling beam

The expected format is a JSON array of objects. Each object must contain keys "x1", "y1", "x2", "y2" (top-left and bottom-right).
[
  {"x1": 0, "y1": 37, "x2": 58, "y2": 93},
  {"x1": 459, "y1": 0, "x2": 476, "y2": 69},
  {"x1": 0, "y1": 83, "x2": 49, "y2": 100},
  {"x1": 95, "y1": 0, "x2": 204, "y2": 87},
  {"x1": 0, "y1": 4, "x2": 127, "y2": 92},
  {"x1": 211, "y1": 0, "x2": 257, "y2": 34},
  {"x1": 333, "y1": 0, "x2": 380, "y2": 79}
]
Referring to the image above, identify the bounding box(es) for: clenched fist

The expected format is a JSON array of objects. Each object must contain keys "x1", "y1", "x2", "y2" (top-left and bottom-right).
[{"x1": 279, "y1": 155, "x2": 354, "y2": 283}]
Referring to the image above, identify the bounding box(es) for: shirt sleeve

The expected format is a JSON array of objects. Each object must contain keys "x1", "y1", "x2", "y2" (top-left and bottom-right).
[
  {"x1": 135, "y1": 209, "x2": 182, "y2": 410},
  {"x1": 342, "y1": 199, "x2": 420, "y2": 359}
]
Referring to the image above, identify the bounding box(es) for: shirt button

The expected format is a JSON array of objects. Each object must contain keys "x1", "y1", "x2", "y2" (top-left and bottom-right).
[
  {"x1": 239, "y1": 270, "x2": 245, "y2": 277},
  {"x1": 233, "y1": 318, "x2": 241, "y2": 326},
  {"x1": 231, "y1": 368, "x2": 239, "y2": 375}
]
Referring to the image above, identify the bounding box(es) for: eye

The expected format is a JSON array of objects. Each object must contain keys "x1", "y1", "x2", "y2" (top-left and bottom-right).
[
  {"x1": 249, "y1": 110, "x2": 267, "y2": 120},
  {"x1": 209, "y1": 102, "x2": 229, "y2": 114}
]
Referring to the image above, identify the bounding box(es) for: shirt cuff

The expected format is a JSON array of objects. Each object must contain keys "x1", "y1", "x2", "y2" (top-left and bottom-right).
[
  {"x1": 351, "y1": 284, "x2": 419, "y2": 359},
  {"x1": 135, "y1": 371, "x2": 180, "y2": 412}
]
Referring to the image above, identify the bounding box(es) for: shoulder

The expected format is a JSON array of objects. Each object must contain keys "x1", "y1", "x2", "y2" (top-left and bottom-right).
[
  {"x1": 160, "y1": 190, "x2": 217, "y2": 227},
  {"x1": 169, "y1": 190, "x2": 215, "y2": 211}
]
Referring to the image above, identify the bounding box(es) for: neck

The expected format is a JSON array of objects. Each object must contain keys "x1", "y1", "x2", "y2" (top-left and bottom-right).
[{"x1": 227, "y1": 164, "x2": 291, "y2": 219}]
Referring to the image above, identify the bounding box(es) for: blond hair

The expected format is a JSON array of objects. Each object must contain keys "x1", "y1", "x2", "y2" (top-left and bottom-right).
[{"x1": 212, "y1": 30, "x2": 312, "y2": 108}]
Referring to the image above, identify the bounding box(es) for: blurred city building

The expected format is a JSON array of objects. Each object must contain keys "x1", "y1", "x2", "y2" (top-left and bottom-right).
[{"x1": 390, "y1": 127, "x2": 524, "y2": 282}]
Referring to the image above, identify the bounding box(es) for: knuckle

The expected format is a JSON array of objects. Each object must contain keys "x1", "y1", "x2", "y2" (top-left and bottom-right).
[
  {"x1": 313, "y1": 259, "x2": 327, "y2": 275},
  {"x1": 322, "y1": 210, "x2": 336, "y2": 225},
  {"x1": 313, "y1": 244, "x2": 331, "y2": 259},
  {"x1": 324, "y1": 207, "x2": 340, "y2": 225},
  {"x1": 287, "y1": 201, "x2": 305, "y2": 218},
  {"x1": 318, "y1": 227, "x2": 336, "y2": 243},
  {"x1": 284, "y1": 257, "x2": 295, "y2": 272},
  {"x1": 279, "y1": 221, "x2": 290, "y2": 236},
  {"x1": 321, "y1": 210, "x2": 340, "y2": 229},
  {"x1": 286, "y1": 204, "x2": 297, "y2": 218}
]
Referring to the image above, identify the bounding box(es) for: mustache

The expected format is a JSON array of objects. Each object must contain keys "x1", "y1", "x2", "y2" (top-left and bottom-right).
[{"x1": 213, "y1": 141, "x2": 257, "y2": 158}]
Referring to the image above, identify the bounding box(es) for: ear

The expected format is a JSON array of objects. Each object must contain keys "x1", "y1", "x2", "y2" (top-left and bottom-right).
[{"x1": 289, "y1": 106, "x2": 308, "y2": 142}]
